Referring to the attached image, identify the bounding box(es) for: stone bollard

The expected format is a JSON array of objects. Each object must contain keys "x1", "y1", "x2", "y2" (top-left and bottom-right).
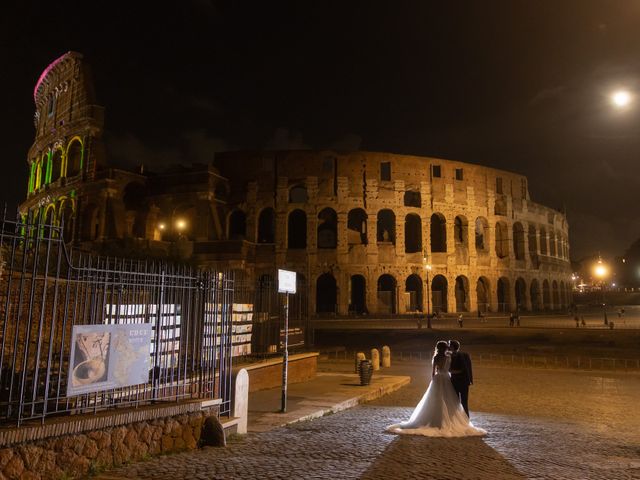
[
  {"x1": 233, "y1": 368, "x2": 249, "y2": 434},
  {"x1": 355, "y1": 352, "x2": 366, "y2": 373},
  {"x1": 371, "y1": 348, "x2": 380, "y2": 371},
  {"x1": 381, "y1": 346, "x2": 391, "y2": 368}
]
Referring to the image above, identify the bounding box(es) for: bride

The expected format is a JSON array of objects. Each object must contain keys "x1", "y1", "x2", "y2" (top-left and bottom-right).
[{"x1": 386, "y1": 340, "x2": 486, "y2": 437}]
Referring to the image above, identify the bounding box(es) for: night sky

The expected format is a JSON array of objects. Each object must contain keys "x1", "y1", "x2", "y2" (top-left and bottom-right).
[{"x1": 3, "y1": 1, "x2": 640, "y2": 262}]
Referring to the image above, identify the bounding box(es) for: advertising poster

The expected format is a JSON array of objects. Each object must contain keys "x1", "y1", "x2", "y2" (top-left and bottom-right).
[{"x1": 67, "y1": 323, "x2": 152, "y2": 396}]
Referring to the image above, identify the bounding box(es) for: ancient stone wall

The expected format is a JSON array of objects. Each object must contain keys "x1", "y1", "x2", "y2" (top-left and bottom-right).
[
  {"x1": 0, "y1": 406, "x2": 218, "y2": 479},
  {"x1": 214, "y1": 150, "x2": 573, "y2": 316}
]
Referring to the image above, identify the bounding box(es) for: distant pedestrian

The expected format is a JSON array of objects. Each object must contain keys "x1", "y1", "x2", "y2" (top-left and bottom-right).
[
  {"x1": 457, "y1": 314, "x2": 463, "y2": 328},
  {"x1": 516, "y1": 313, "x2": 520, "y2": 327},
  {"x1": 427, "y1": 313, "x2": 432, "y2": 329},
  {"x1": 575, "y1": 317, "x2": 580, "y2": 328},
  {"x1": 509, "y1": 313, "x2": 514, "y2": 327},
  {"x1": 581, "y1": 316, "x2": 586, "y2": 327}
]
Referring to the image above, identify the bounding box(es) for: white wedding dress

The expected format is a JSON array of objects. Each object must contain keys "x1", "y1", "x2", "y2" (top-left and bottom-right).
[{"x1": 386, "y1": 354, "x2": 486, "y2": 437}]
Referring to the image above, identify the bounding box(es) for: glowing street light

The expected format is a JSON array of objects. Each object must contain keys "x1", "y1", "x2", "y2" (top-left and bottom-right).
[
  {"x1": 158, "y1": 223, "x2": 166, "y2": 230},
  {"x1": 175, "y1": 219, "x2": 187, "y2": 231},
  {"x1": 593, "y1": 258, "x2": 609, "y2": 324},
  {"x1": 611, "y1": 90, "x2": 632, "y2": 109}
]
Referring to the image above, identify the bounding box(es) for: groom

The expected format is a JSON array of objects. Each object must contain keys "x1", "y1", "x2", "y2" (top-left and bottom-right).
[{"x1": 448, "y1": 339, "x2": 473, "y2": 417}]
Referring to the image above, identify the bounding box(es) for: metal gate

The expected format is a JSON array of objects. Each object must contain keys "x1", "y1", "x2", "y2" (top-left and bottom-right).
[{"x1": 0, "y1": 211, "x2": 233, "y2": 426}]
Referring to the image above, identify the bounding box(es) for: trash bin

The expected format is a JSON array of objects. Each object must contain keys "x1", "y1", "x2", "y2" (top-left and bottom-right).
[{"x1": 359, "y1": 359, "x2": 373, "y2": 386}]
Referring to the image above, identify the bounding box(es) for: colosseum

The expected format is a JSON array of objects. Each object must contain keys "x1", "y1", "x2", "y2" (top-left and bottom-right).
[{"x1": 20, "y1": 51, "x2": 573, "y2": 317}]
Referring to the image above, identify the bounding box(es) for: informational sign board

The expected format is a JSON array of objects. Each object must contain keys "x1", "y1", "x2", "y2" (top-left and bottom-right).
[
  {"x1": 67, "y1": 323, "x2": 152, "y2": 396},
  {"x1": 278, "y1": 269, "x2": 297, "y2": 294},
  {"x1": 279, "y1": 327, "x2": 305, "y2": 349}
]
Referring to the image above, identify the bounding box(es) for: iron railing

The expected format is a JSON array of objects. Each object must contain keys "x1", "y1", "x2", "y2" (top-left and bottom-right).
[{"x1": 0, "y1": 210, "x2": 234, "y2": 425}]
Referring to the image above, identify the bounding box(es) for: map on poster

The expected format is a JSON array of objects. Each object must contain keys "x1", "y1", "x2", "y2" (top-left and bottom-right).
[{"x1": 67, "y1": 323, "x2": 152, "y2": 396}]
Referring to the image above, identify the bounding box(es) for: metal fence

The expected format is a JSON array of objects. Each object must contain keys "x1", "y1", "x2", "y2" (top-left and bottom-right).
[
  {"x1": 0, "y1": 211, "x2": 234, "y2": 426},
  {"x1": 235, "y1": 272, "x2": 309, "y2": 355}
]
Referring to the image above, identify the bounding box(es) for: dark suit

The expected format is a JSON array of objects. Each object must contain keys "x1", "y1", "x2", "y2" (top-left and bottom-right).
[{"x1": 450, "y1": 351, "x2": 473, "y2": 417}]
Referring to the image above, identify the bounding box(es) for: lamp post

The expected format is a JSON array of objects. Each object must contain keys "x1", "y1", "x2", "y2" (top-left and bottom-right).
[
  {"x1": 423, "y1": 258, "x2": 432, "y2": 327},
  {"x1": 593, "y1": 258, "x2": 608, "y2": 325}
]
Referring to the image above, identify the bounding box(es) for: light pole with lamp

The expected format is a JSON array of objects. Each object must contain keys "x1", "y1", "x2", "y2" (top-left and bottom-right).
[
  {"x1": 593, "y1": 258, "x2": 608, "y2": 325},
  {"x1": 423, "y1": 258, "x2": 432, "y2": 328}
]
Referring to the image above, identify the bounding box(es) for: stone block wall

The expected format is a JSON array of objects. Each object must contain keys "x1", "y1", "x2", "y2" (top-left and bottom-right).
[
  {"x1": 0, "y1": 409, "x2": 217, "y2": 480},
  {"x1": 242, "y1": 352, "x2": 318, "y2": 392}
]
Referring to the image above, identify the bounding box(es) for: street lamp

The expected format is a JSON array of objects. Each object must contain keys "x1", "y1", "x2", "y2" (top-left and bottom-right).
[
  {"x1": 423, "y1": 258, "x2": 432, "y2": 321},
  {"x1": 593, "y1": 258, "x2": 608, "y2": 324},
  {"x1": 611, "y1": 90, "x2": 632, "y2": 109}
]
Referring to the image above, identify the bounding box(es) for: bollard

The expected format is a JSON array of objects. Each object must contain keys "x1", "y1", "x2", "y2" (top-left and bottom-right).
[
  {"x1": 381, "y1": 346, "x2": 391, "y2": 368},
  {"x1": 355, "y1": 352, "x2": 366, "y2": 373},
  {"x1": 359, "y1": 359, "x2": 373, "y2": 385},
  {"x1": 371, "y1": 348, "x2": 380, "y2": 371}
]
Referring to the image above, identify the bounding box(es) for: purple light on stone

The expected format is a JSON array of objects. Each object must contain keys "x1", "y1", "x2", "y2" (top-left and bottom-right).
[{"x1": 33, "y1": 53, "x2": 69, "y2": 102}]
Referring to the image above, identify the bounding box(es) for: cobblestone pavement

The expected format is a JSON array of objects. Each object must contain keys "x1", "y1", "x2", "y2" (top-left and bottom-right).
[{"x1": 101, "y1": 364, "x2": 640, "y2": 480}]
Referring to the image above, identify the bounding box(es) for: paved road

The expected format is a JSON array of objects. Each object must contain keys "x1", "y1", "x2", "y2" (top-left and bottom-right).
[
  {"x1": 312, "y1": 311, "x2": 640, "y2": 330},
  {"x1": 101, "y1": 363, "x2": 640, "y2": 479}
]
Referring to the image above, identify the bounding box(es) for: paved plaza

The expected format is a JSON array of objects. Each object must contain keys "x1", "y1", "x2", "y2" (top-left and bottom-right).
[{"x1": 99, "y1": 361, "x2": 640, "y2": 479}]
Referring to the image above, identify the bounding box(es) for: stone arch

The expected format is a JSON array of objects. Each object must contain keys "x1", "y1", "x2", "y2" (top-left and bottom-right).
[
  {"x1": 59, "y1": 199, "x2": 75, "y2": 243},
  {"x1": 36, "y1": 154, "x2": 46, "y2": 190},
  {"x1": 497, "y1": 277, "x2": 510, "y2": 312},
  {"x1": 552, "y1": 280, "x2": 560, "y2": 309},
  {"x1": 404, "y1": 214, "x2": 422, "y2": 253},
  {"x1": 257, "y1": 207, "x2": 276, "y2": 243},
  {"x1": 405, "y1": 274, "x2": 423, "y2": 312},
  {"x1": 289, "y1": 185, "x2": 308, "y2": 203},
  {"x1": 476, "y1": 277, "x2": 490, "y2": 313},
  {"x1": 475, "y1": 217, "x2": 489, "y2": 252},
  {"x1": 430, "y1": 213, "x2": 447, "y2": 253},
  {"x1": 350, "y1": 275, "x2": 367, "y2": 314},
  {"x1": 377, "y1": 209, "x2": 395, "y2": 244},
  {"x1": 454, "y1": 215, "x2": 468, "y2": 247},
  {"x1": 80, "y1": 204, "x2": 100, "y2": 241},
  {"x1": 228, "y1": 209, "x2": 247, "y2": 240},
  {"x1": 539, "y1": 227, "x2": 548, "y2": 255},
  {"x1": 347, "y1": 208, "x2": 367, "y2": 245},
  {"x1": 42, "y1": 204, "x2": 56, "y2": 239},
  {"x1": 317, "y1": 207, "x2": 337, "y2": 249},
  {"x1": 513, "y1": 222, "x2": 525, "y2": 260},
  {"x1": 559, "y1": 281, "x2": 566, "y2": 308},
  {"x1": 431, "y1": 274, "x2": 448, "y2": 313},
  {"x1": 316, "y1": 273, "x2": 337, "y2": 314},
  {"x1": 495, "y1": 221, "x2": 509, "y2": 259},
  {"x1": 542, "y1": 279, "x2": 551, "y2": 310},
  {"x1": 377, "y1": 274, "x2": 397, "y2": 314},
  {"x1": 528, "y1": 224, "x2": 537, "y2": 258},
  {"x1": 515, "y1": 277, "x2": 527, "y2": 311},
  {"x1": 288, "y1": 209, "x2": 307, "y2": 249},
  {"x1": 123, "y1": 182, "x2": 148, "y2": 238},
  {"x1": 549, "y1": 232, "x2": 557, "y2": 257},
  {"x1": 530, "y1": 279, "x2": 542, "y2": 311},
  {"x1": 50, "y1": 147, "x2": 63, "y2": 183},
  {"x1": 455, "y1": 275, "x2": 469, "y2": 312},
  {"x1": 66, "y1": 138, "x2": 83, "y2": 177}
]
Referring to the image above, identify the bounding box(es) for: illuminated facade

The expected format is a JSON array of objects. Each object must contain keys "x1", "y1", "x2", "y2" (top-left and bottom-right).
[{"x1": 21, "y1": 52, "x2": 573, "y2": 316}]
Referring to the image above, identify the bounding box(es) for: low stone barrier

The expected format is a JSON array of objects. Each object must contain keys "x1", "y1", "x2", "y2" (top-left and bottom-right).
[
  {"x1": 0, "y1": 401, "x2": 221, "y2": 479},
  {"x1": 239, "y1": 352, "x2": 318, "y2": 392}
]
